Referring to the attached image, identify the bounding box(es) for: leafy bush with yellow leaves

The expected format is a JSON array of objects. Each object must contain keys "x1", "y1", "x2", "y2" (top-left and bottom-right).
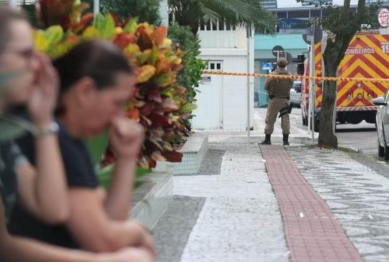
[{"x1": 33, "y1": 1, "x2": 197, "y2": 169}]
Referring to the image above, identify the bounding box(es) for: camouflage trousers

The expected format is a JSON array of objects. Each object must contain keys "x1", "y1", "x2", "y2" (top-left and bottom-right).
[{"x1": 264, "y1": 97, "x2": 290, "y2": 135}]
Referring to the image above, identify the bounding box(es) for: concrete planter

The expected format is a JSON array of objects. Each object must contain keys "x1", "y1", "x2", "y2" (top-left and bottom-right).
[
  {"x1": 131, "y1": 167, "x2": 173, "y2": 230},
  {"x1": 155, "y1": 133, "x2": 209, "y2": 175},
  {"x1": 131, "y1": 134, "x2": 209, "y2": 230},
  {"x1": 173, "y1": 134, "x2": 208, "y2": 175}
]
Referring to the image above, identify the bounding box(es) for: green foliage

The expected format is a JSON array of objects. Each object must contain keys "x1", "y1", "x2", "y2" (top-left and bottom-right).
[
  {"x1": 167, "y1": 23, "x2": 207, "y2": 131},
  {"x1": 93, "y1": 13, "x2": 115, "y2": 39},
  {"x1": 21, "y1": 3, "x2": 39, "y2": 28},
  {"x1": 84, "y1": 131, "x2": 109, "y2": 167},
  {"x1": 167, "y1": 24, "x2": 207, "y2": 101},
  {"x1": 96, "y1": 0, "x2": 161, "y2": 24},
  {"x1": 169, "y1": 0, "x2": 278, "y2": 35}
]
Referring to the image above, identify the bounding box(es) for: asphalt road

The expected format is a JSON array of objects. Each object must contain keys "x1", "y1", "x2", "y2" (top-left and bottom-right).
[{"x1": 289, "y1": 107, "x2": 379, "y2": 160}]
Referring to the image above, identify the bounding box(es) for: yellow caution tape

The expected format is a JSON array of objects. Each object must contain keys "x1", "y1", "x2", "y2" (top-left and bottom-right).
[{"x1": 202, "y1": 71, "x2": 389, "y2": 83}]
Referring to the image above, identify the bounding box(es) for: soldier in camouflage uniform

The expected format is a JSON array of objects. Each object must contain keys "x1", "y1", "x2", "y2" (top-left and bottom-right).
[{"x1": 261, "y1": 58, "x2": 294, "y2": 145}]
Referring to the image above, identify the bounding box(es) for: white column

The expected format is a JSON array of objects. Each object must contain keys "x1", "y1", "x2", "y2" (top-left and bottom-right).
[
  {"x1": 93, "y1": 0, "x2": 99, "y2": 15},
  {"x1": 159, "y1": 0, "x2": 169, "y2": 27},
  {"x1": 8, "y1": 0, "x2": 17, "y2": 7}
]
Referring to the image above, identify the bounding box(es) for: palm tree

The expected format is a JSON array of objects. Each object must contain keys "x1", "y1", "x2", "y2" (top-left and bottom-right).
[{"x1": 168, "y1": 0, "x2": 278, "y2": 35}]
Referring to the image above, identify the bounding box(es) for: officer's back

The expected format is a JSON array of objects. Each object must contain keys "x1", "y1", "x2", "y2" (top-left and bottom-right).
[{"x1": 265, "y1": 59, "x2": 293, "y2": 99}]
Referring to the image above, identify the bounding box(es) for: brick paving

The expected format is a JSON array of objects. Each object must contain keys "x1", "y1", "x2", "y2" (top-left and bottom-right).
[{"x1": 260, "y1": 145, "x2": 363, "y2": 262}]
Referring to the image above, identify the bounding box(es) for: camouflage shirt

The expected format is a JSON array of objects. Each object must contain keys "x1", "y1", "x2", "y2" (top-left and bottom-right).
[{"x1": 0, "y1": 141, "x2": 28, "y2": 223}]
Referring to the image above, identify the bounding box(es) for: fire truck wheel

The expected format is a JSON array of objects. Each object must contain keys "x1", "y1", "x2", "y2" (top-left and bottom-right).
[
  {"x1": 384, "y1": 143, "x2": 389, "y2": 160},
  {"x1": 378, "y1": 144, "x2": 385, "y2": 157},
  {"x1": 314, "y1": 122, "x2": 320, "y2": 132},
  {"x1": 378, "y1": 140, "x2": 385, "y2": 157},
  {"x1": 385, "y1": 145, "x2": 389, "y2": 161},
  {"x1": 309, "y1": 119, "x2": 320, "y2": 132},
  {"x1": 302, "y1": 115, "x2": 308, "y2": 126}
]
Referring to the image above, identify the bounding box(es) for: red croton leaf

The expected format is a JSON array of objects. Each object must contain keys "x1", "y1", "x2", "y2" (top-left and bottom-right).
[
  {"x1": 71, "y1": 13, "x2": 94, "y2": 34},
  {"x1": 146, "y1": 138, "x2": 164, "y2": 151},
  {"x1": 148, "y1": 127, "x2": 164, "y2": 139},
  {"x1": 127, "y1": 107, "x2": 140, "y2": 122},
  {"x1": 162, "y1": 150, "x2": 183, "y2": 163},
  {"x1": 151, "y1": 151, "x2": 166, "y2": 161},
  {"x1": 140, "y1": 115, "x2": 152, "y2": 127},
  {"x1": 139, "y1": 156, "x2": 150, "y2": 168},
  {"x1": 152, "y1": 26, "x2": 167, "y2": 46},
  {"x1": 137, "y1": 27, "x2": 153, "y2": 50},
  {"x1": 113, "y1": 34, "x2": 136, "y2": 49},
  {"x1": 148, "y1": 158, "x2": 157, "y2": 168},
  {"x1": 149, "y1": 113, "x2": 171, "y2": 127},
  {"x1": 161, "y1": 98, "x2": 179, "y2": 112},
  {"x1": 139, "y1": 103, "x2": 155, "y2": 116},
  {"x1": 147, "y1": 88, "x2": 162, "y2": 103},
  {"x1": 163, "y1": 128, "x2": 175, "y2": 142},
  {"x1": 39, "y1": 0, "x2": 73, "y2": 30},
  {"x1": 134, "y1": 101, "x2": 145, "y2": 108}
]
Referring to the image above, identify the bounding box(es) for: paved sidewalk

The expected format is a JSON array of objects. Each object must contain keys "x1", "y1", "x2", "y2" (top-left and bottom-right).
[
  {"x1": 288, "y1": 147, "x2": 389, "y2": 262},
  {"x1": 154, "y1": 138, "x2": 289, "y2": 262},
  {"x1": 153, "y1": 109, "x2": 389, "y2": 262},
  {"x1": 262, "y1": 145, "x2": 362, "y2": 262},
  {"x1": 192, "y1": 108, "x2": 311, "y2": 145}
]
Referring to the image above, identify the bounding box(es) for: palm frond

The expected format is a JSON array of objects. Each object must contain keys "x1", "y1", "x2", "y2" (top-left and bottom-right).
[{"x1": 168, "y1": 0, "x2": 277, "y2": 34}]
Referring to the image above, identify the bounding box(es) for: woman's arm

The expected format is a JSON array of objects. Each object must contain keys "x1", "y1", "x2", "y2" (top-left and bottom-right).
[
  {"x1": 104, "y1": 117, "x2": 144, "y2": 220},
  {"x1": 17, "y1": 132, "x2": 69, "y2": 224},
  {"x1": 0, "y1": 199, "x2": 153, "y2": 262},
  {"x1": 66, "y1": 187, "x2": 155, "y2": 256},
  {"x1": 2, "y1": 237, "x2": 154, "y2": 262},
  {"x1": 105, "y1": 156, "x2": 137, "y2": 220},
  {"x1": 16, "y1": 53, "x2": 69, "y2": 223}
]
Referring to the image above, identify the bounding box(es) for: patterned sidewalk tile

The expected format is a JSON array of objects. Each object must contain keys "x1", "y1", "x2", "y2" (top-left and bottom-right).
[{"x1": 261, "y1": 145, "x2": 363, "y2": 262}]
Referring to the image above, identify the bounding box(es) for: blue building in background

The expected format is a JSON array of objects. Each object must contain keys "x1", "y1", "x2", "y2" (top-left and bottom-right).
[{"x1": 254, "y1": 34, "x2": 307, "y2": 107}]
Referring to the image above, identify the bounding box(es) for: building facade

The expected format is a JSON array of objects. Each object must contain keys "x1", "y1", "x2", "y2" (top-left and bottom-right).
[{"x1": 191, "y1": 24, "x2": 255, "y2": 131}]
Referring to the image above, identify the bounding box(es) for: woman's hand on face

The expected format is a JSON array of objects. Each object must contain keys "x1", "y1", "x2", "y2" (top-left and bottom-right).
[
  {"x1": 28, "y1": 52, "x2": 59, "y2": 128},
  {"x1": 109, "y1": 117, "x2": 144, "y2": 160}
]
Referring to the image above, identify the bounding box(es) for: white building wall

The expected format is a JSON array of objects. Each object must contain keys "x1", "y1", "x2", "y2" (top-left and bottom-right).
[
  {"x1": 195, "y1": 47, "x2": 254, "y2": 131},
  {"x1": 1, "y1": 0, "x2": 34, "y2": 6},
  {"x1": 199, "y1": 26, "x2": 247, "y2": 49}
]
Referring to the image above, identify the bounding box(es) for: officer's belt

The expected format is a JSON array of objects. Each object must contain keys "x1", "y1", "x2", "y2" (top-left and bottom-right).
[{"x1": 269, "y1": 94, "x2": 290, "y2": 100}]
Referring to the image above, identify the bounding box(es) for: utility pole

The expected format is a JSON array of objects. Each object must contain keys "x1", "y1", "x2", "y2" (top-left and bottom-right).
[
  {"x1": 246, "y1": 23, "x2": 253, "y2": 143},
  {"x1": 309, "y1": 31, "x2": 315, "y2": 143}
]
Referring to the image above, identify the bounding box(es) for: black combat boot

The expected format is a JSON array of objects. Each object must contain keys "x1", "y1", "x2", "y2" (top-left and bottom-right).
[
  {"x1": 261, "y1": 134, "x2": 271, "y2": 145},
  {"x1": 283, "y1": 134, "x2": 289, "y2": 146}
]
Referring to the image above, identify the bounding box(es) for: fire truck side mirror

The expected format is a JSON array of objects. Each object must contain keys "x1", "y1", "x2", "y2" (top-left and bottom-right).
[
  {"x1": 297, "y1": 55, "x2": 305, "y2": 62},
  {"x1": 297, "y1": 64, "x2": 305, "y2": 75}
]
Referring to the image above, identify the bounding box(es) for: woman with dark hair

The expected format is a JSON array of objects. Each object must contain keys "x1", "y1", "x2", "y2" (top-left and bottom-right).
[
  {"x1": 9, "y1": 39, "x2": 155, "y2": 257},
  {"x1": 0, "y1": 6, "x2": 153, "y2": 262}
]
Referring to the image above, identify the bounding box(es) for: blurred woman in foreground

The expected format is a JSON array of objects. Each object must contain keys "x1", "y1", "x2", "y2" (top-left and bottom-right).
[{"x1": 0, "y1": 6, "x2": 153, "y2": 262}]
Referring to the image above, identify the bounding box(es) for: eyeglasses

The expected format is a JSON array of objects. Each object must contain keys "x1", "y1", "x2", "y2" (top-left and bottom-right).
[{"x1": 2, "y1": 47, "x2": 35, "y2": 65}]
